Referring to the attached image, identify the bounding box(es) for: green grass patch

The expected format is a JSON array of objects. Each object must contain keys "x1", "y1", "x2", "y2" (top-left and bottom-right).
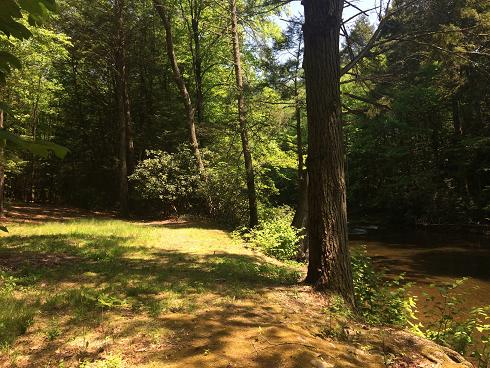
[
  {"x1": 0, "y1": 219, "x2": 300, "y2": 349},
  {"x1": 0, "y1": 273, "x2": 37, "y2": 348}
]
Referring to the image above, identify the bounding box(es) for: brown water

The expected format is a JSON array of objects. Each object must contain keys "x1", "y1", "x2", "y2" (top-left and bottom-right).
[{"x1": 349, "y1": 229, "x2": 490, "y2": 317}]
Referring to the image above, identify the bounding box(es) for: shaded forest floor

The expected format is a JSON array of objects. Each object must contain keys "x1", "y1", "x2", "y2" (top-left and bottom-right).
[{"x1": 0, "y1": 206, "x2": 471, "y2": 367}]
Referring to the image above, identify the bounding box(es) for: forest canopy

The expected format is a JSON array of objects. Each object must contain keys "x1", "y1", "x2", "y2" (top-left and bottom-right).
[{"x1": 0, "y1": 0, "x2": 488, "y2": 227}]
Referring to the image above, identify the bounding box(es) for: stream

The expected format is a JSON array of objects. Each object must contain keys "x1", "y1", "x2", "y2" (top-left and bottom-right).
[{"x1": 349, "y1": 229, "x2": 490, "y2": 320}]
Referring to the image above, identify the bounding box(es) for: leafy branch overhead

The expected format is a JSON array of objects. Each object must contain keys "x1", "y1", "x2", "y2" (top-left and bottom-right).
[{"x1": 0, "y1": 0, "x2": 57, "y2": 83}]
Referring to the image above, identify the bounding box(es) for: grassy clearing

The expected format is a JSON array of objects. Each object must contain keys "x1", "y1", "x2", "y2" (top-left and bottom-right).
[
  {"x1": 1, "y1": 218, "x2": 467, "y2": 368},
  {"x1": 0, "y1": 219, "x2": 300, "y2": 367}
]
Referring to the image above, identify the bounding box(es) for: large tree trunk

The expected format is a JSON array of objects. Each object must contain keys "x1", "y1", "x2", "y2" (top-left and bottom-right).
[
  {"x1": 115, "y1": 0, "x2": 131, "y2": 217},
  {"x1": 0, "y1": 110, "x2": 5, "y2": 217},
  {"x1": 302, "y1": 0, "x2": 355, "y2": 305},
  {"x1": 153, "y1": 0, "x2": 206, "y2": 175},
  {"x1": 229, "y1": 0, "x2": 258, "y2": 228}
]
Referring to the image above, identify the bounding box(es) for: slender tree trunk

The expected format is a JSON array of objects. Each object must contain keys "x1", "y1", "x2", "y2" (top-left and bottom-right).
[
  {"x1": 126, "y1": 100, "x2": 135, "y2": 175},
  {"x1": 0, "y1": 110, "x2": 5, "y2": 217},
  {"x1": 115, "y1": 0, "x2": 131, "y2": 217},
  {"x1": 229, "y1": 0, "x2": 258, "y2": 228},
  {"x1": 302, "y1": 0, "x2": 354, "y2": 305},
  {"x1": 291, "y1": 96, "x2": 308, "y2": 232},
  {"x1": 292, "y1": 173, "x2": 308, "y2": 261},
  {"x1": 29, "y1": 76, "x2": 42, "y2": 202},
  {"x1": 452, "y1": 97, "x2": 463, "y2": 136},
  {"x1": 294, "y1": 33, "x2": 304, "y2": 183},
  {"x1": 71, "y1": 58, "x2": 85, "y2": 128},
  {"x1": 192, "y1": 15, "x2": 204, "y2": 127},
  {"x1": 292, "y1": 30, "x2": 307, "y2": 233},
  {"x1": 296, "y1": 102, "x2": 304, "y2": 180},
  {"x1": 153, "y1": 0, "x2": 206, "y2": 175}
]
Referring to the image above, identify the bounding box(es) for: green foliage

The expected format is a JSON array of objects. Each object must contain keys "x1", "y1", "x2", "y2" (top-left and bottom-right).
[
  {"x1": 351, "y1": 248, "x2": 415, "y2": 326},
  {"x1": 0, "y1": 51, "x2": 21, "y2": 84},
  {"x1": 420, "y1": 279, "x2": 490, "y2": 364},
  {"x1": 320, "y1": 295, "x2": 354, "y2": 342},
  {"x1": 45, "y1": 318, "x2": 61, "y2": 341},
  {"x1": 0, "y1": 0, "x2": 57, "y2": 83},
  {"x1": 0, "y1": 271, "x2": 36, "y2": 347},
  {"x1": 129, "y1": 147, "x2": 203, "y2": 215},
  {"x1": 0, "y1": 3, "x2": 69, "y2": 194},
  {"x1": 204, "y1": 160, "x2": 249, "y2": 225},
  {"x1": 343, "y1": 0, "x2": 490, "y2": 225},
  {"x1": 472, "y1": 317, "x2": 490, "y2": 368},
  {"x1": 237, "y1": 206, "x2": 303, "y2": 261}
]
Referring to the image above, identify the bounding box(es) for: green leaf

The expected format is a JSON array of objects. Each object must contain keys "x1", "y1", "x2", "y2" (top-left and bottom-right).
[
  {"x1": 0, "y1": 226, "x2": 8, "y2": 233},
  {"x1": 0, "y1": 0, "x2": 23, "y2": 21},
  {"x1": 18, "y1": 0, "x2": 45, "y2": 17},
  {"x1": 0, "y1": 51, "x2": 22, "y2": 70},
  {"x1": 39, "y1": 0, "x2": 56, "y2": 12},
  {"x1": 0, "y1": 17, "x2": 32, "y2": 39}
]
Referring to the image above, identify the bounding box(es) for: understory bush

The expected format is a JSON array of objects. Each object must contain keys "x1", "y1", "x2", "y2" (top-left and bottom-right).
[
  {"x1": 129, "y1": 147, "x2": 204, "y2": 215},
  {"x1": 129, "y1": 147, "x2": 254, "y2": 223},
  {"x1": 419, "y1": 279, "x2": 490, "y2": 367},
  {"x1": 351, "y1": 248, "x2": 416, "y2": 326},
  {"x1": 236, "y1": 206, "x2": 303, "y2": 261}
]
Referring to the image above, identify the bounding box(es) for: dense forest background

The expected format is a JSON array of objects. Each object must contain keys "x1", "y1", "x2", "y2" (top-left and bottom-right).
[{"x1": 0, "y1": 0, "x2": 488, "y2": 226}]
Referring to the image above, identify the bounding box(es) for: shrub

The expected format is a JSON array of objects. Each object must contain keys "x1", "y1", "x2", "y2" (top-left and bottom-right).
[
  {"x1": 129, "y1": 146, "x2": 203, "y2": 215},
  {"x1": 204, "y1": 160, "x2": 248, "y2": 225},
  {"x1": 351, "y1": 247, "x2": 415, "y2": 326},
  {"x1": 420, "y1": 279, "x2": 490, "y2": 365},
  {"x1": 238, "y1": 206, "x2": 303, "y2": 261}
]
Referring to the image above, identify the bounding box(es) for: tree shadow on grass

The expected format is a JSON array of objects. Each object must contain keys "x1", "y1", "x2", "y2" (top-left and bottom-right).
[
  {"x1": 0, "y1": 232, "x2": 464, "y2": 368},
  {"x1": 0, "y1": 231, "x2": 300, "y2": 366}
]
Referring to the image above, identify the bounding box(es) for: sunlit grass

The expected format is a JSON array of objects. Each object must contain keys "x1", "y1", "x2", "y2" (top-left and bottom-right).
[{"x1": 0, "y1": 219, "x2": 300, "y2": 356}]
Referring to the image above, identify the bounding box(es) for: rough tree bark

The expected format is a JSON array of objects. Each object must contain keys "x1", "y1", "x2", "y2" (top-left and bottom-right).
[
  {"x1": 229, "y1": 0, "x2": 258, "y2": 228},
  {"x1": 114, "y1": 0, "x2": 132, "y2": 217},
  {"x1": 153, "y1": 0, "x2": 206, "y2": 175},
  {"x1": 302, "y1": 0, "x2": 355, "y2": 305},
  {"x1": 0, "y1": 109, "x2": 5, "y2": 217}
]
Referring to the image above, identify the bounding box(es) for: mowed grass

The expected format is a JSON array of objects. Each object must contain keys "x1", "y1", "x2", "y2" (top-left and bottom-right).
[{"x1": 0, "y1": 219, "x2": 300, "y2": 367}]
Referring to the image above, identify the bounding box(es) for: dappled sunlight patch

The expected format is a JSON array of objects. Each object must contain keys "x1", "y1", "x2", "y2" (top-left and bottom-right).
[{"x1": 1, "y1": 218, "x2": 469, "y2": 368}]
